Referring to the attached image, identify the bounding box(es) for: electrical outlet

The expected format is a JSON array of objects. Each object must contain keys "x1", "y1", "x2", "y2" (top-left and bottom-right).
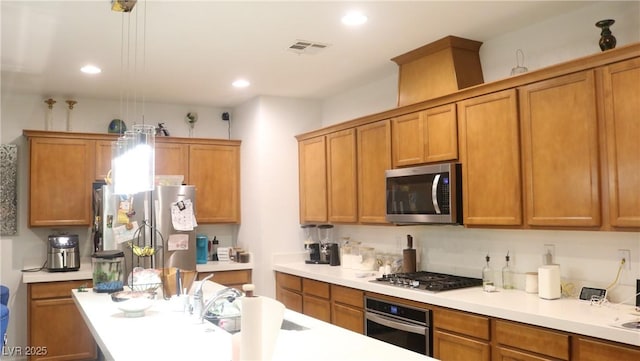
[
  {"x1": 618, "y1": 249, "x2": 631, "y2": 270},
  {"x1": 543, "y1": 244, "x2": 555, "y2": 264}
]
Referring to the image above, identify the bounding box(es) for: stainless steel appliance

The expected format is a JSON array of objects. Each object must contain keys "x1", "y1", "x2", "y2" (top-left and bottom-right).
[
  {"x1": 365, "y1": 296, "x2": 431, "y2": 356},
  {"x1": 93, "y1": 183, "x2": 198, "y2": 279},
  {"x1": 47, "y1": 235, "x2": 80, "y2": 272},
  {"x1": 385, "y1": 163, "x2": 462, "y2": 224},
  {"x1": 371, "y1": 271, "x2": 483, "y2": 292}
]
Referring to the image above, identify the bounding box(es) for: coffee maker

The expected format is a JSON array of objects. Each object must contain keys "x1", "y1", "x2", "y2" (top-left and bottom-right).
[{"x1": 47, "y1": 234, "x2": 80, "y2": 272}]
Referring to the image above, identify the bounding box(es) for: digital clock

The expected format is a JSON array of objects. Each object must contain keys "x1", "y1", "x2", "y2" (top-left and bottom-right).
[{"x1": 579, "y1": 287, "x2": 607, "y2": 301}]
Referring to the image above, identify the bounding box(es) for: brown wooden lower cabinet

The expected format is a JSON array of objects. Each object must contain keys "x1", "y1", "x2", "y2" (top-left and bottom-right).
[
  {"x1": 433, "y1": 329, "x2": 491, "y2": 361},
  {"x1": 197, "y1": 269, "x2": 252, "y2": 290},
  {"x1": 331, "y1": 284, "x2": 364, "y2": 334},
  {"x1": 275, "y1": 272, "x2": 364, "y2": 333},
  {"x1": 572, "y1": 336, "x2": 640, "y2": 361},
  {"x1": 28, "y1": 280, "x2": 97, "y2": 361},
  {"x1": 494, "y1": 346, "x2": 557, "y2": 361},
  {"x1": 494, "y1": 319, "x2": 569, "y2": 360}
]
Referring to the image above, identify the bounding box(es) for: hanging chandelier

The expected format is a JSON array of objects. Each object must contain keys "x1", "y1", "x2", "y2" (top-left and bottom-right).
[{"x1": 110, "y1": 0, "x2": 155, "y2": 195}]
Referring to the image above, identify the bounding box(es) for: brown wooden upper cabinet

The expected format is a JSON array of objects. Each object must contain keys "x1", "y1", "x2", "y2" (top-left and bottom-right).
[
  {"x1": 391, "y1": 103, "x2": 458, "y2": 168},
  {"x1": 298, "y1": 136, "x2": 328, "y2": 223},
  {"x1": 189, "y1": 143, "x2": 241, "y2": 223},
  {"x1": 357, "y1": 120, "x2": 391, "y2": 224},
  {"x1": 457, "y1": 90, "x2": 523, "y2": 226},
  {"x1": 28, "y1": 135, "x2": 96, "y2": 227},
  {"x1": 519, "y1": 71, "x2": 601, "y2": 227},
  {"x1": 95, "y1": 140, "x2": 113, "y2": 181},
  {"x1": 155, "y1": 141, "x2": 190, "y2": 182},
  {"x1": 599, "y1": 58, "x2": 640, "y2": 228},
  {"x1": 25, "y1": 131, "x2": 241, "y2": 226},
  {"x1": 327, "y1": 129, "x2": 358, "y2": 223}
]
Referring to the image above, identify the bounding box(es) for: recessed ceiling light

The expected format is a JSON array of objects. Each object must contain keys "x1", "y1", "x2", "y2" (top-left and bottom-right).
[
  {"x1": 232, "y1": 79, "x2": 250, "y2": 88},
  {"x1": 80, "y1": 65, "x2": 102, "y2": 74},
  {"x1": 341, "y1": 11, "x2": 367, "y2": 26}
]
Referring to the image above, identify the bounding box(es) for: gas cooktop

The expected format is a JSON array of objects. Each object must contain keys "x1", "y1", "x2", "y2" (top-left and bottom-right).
[{"x1": 371, "y1": 271, "x2": 483, "y2": 292}]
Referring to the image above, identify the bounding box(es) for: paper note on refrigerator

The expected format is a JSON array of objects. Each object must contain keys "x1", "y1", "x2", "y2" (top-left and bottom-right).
[
  {"x1": 170, "y1": 199, "x2": 198, "y2": 231},
  {"x1": 167, "y1": 234, "x2": 189, "y2": 251},
  {"x1": 113, "y1": 221, "x2": 139, "y2": 244}
]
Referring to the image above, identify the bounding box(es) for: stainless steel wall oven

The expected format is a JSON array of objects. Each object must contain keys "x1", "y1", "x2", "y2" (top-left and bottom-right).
[{"x1": 364, "y1": 296, "x2": 432, "y2": 356}]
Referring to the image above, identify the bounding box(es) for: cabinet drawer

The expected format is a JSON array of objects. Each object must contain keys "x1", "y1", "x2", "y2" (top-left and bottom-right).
[
  {"x1": 205, "y1": 270, "x2": 251, "y2": 286},
  {"x1": 276, "y1": 272, "x2": 302, "y2": 292},
  {"x1": 29, "y1": 280, "x2": 92, "y2": 300},
  {"x1": 495, "y1": 319, "x2": 569, "y2": 360},
  {"x1": 331, "y1": 284, "x2": 363, "y2": 308},
  {"x1": 303, "y1": 278, "x2": 330, "y2": 299},
  {"x1": 434, "y1": 307, "x2": 490, "y2": 340}
]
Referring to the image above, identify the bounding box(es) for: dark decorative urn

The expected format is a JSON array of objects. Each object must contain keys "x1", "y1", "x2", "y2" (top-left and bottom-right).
[{"x1": 595, "y1": 19, "x2": 617, "y2": 51}]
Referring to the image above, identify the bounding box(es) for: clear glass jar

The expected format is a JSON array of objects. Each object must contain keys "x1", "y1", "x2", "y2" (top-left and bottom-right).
[{"x1": 356, "y1": 247, "x2": 376, "y2": 271}]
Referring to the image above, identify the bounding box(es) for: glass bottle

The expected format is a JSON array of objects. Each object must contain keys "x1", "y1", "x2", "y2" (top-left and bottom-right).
[
  {"x1": 502, "y1": 251, "x2": 514, "y2": 289},
  {"x1": 482, "y1": 254, "x2": 494, "y2": 291}
]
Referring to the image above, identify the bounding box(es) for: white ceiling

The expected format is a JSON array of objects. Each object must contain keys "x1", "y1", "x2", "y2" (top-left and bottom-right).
[{"x1": 1, "y1": 1, "x2": 593, "y2": 108}]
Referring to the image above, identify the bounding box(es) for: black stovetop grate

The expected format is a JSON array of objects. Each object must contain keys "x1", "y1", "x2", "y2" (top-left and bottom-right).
[{"x1": 373, "y1": 271, "x2": 482, "y2": 292}]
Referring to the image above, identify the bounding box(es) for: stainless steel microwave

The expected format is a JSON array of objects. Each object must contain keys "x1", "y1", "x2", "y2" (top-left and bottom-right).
[{"x1": 385, "y1": 163, "x2": 462, "y2": 224}]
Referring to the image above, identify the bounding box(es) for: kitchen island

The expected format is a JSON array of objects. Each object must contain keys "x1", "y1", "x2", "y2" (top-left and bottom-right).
[{"x1": 72, "y1": 281, "x2": 433, "y2": 361}]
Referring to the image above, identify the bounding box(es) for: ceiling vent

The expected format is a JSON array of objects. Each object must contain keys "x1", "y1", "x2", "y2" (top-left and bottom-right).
[{"x1": 287, "y1": 40, "x2": 330, "y2": 55}]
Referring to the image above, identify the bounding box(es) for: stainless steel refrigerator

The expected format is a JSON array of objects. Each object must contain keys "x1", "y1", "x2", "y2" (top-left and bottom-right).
[{"x1": 93, "y1": 184, "x2": 198, "y2": 278}]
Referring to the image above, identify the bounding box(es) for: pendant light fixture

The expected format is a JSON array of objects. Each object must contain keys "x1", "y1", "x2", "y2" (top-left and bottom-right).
[{"x1": 110, "y1": 0, "x2": 155, "y2": 195}]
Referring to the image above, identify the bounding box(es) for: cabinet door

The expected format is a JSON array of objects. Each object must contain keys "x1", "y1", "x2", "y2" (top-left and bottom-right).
[
  {"x1": 278, "y1": 287, "x2": 302, "y2": 313},
  {"x1": 423, "y1": 103, "x2": 458, "y2": 162},
  {"x1": 357, "y1": 120, "x2": 391, "y2": 224},
  {"x1": 29, "y1": 137, "x2": 95, "y2": 226},
  {"x1": 29, "y1": 298, "x2": 97, "y2": 361},
  {"x1": 327, "y1": 129, "x2": 358, "y2": 223},
  {"x1": 298, "y1": 137, "x2": 327, "y2": 223},
  {"x1": 303, "y1": 295, "x2": 331, "y2": 323},
  {"x1": 572, "y1": 337, "x2": 640, "y2": 361},
  {"x1": 520, "y1": 71, "x2": 600, "y2": 227},
  {"x1": 95, "y1": 140, "x2": 113, "y2": 181},
  {"x1": 155, "y1": 142, "x2": 189, "y2": 182},
  {"x1": 332, "y1": 303, "x2": 364, "y2": 334},
  {"x1": 457, "y1": 89, "x2": 522, "y2": 225},
  {"x1": 189, "y1": 144, "x2": 240, "y2": 223},
  {"x1": 392, "y1": 111, "x2": 424, "y2": 167},
  {"x1": 601, "y1": 58, "x2": 640, "y2": 228},
  {"x1": 433, "y1": 330, "x2": 490, "y2": 361}
]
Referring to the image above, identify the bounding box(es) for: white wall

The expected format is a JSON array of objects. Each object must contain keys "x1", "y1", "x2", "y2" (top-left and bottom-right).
[
  {"x1": 318, "y1": 0, "x2": 640, "y2": 303},
  {"x1": 320, "y1": 1, "x2": 640, "y2": 124},
  {"x1": 233, "y1": 96, "x2": 321, "y2": 297}
]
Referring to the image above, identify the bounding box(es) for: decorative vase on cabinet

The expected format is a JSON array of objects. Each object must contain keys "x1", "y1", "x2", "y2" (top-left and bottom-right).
[{"x1": 595, "y1": 19, "x2": 616, "y2": 51}]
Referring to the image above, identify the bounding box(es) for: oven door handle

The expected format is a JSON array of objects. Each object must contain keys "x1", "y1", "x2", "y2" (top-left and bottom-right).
[{"x1": 366, "y1": 312, "x2": 426, "y2": 335}]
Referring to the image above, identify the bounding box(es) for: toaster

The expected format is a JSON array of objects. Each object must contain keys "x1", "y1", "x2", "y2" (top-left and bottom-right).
[{"x1": 47, "y1": 234, "x2": 80, "y2": 272}]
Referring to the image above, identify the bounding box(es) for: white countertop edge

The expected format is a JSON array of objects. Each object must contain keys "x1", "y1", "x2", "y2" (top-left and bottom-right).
[
  {"x1": 196, "y1": 261, "x2": 253, "y2": 272},
  {"x1": 22, "y1": 261, "x2": 252, "y2": 284},
  {"x1": 273, "y1": 263, "x2": 640, "y2": 347}
]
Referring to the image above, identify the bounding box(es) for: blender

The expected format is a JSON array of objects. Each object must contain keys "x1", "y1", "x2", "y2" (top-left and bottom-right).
[
  {"x1": 301, "y1": 224, "x2": 319, "y2": 263},
  {"x1": 317, "y1": 224, "x2": 334, "y2": 264}
]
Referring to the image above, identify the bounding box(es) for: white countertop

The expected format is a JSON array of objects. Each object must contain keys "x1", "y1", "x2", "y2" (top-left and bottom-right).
[
  {"x1": 72, "y1": 281, "x2": 433, "y2": 361},
  {"x1": 273, "y1": 262, "x2": 640, "y2": 347},
  {"x1": 22, "y1": 260, "x2": 252, "y2": 284},
  {"x1": 22, "y1": 261, "x2": 94, "y2": 283}
]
